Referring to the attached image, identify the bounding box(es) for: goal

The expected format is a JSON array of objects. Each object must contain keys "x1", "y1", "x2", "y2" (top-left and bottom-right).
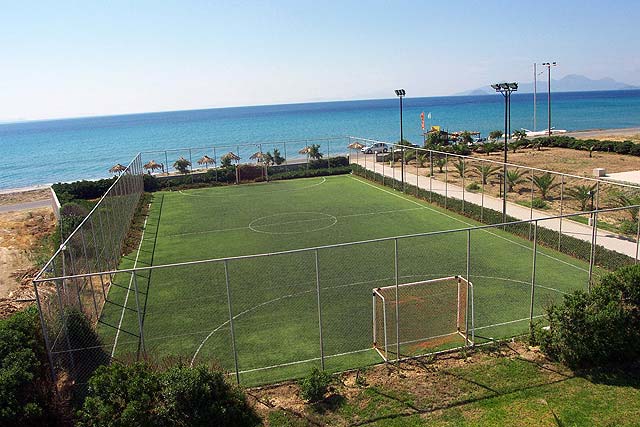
[{"x1": 373, "y1": 276, "x2": 474, "y2": 361}]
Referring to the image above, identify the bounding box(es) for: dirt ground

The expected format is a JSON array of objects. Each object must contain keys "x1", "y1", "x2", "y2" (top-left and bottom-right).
[
  {"x1": 0, "y1": 207, "x2": 56, "y2": 317},
  {"x1": 247, "y1": 342, "x2": 562, "y2": 426},
  {"x1": 0, "y1": 188, "x2": 51, "y2": 206}
]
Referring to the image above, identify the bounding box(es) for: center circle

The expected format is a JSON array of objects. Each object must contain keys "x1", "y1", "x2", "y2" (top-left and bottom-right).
[{"x1": 248, "y1": 212, "x2": 338, "y2": 234}]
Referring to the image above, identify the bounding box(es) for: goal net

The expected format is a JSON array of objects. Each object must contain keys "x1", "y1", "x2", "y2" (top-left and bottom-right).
[{"x1": 373, "y1": 276, "x2": 474, "y2": 361}]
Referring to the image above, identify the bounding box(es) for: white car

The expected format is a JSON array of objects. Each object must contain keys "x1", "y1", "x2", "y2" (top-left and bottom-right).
[{"x1": 361, "y1": 142, "x2": 390, "y2": 154}]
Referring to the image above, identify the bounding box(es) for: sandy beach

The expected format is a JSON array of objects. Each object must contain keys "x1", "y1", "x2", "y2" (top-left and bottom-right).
[{"x1": 564, "y1": 127, "x2": 640, "y2": 142}]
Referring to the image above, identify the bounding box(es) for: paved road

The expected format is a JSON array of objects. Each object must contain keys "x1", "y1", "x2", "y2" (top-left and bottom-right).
[
  {"x1": 0, "y1": 199, "x2": 52, "y2": 214},
  {"x1": 354, "y1": 156, "x2": 639, "y2": 259}
]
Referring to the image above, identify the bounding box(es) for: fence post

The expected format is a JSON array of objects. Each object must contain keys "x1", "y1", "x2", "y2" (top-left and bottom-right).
[
  {"x1": 132, "y1": 272, "x2": 146, "y2": 358},
  {"x1": 429, "y1": 151, "x2": 433, "y2": 202},
  {"x1": 588, "y1": 211, "x2": 598, "y2": 292},
  {"x1": 462, "y1": 158, "x2": 465, "y2": 213},
  {"x1": 529, "y1": 169, "x2": 534, "y2": 240},
  {"x1": 32, "y1": 280, "x2": 57, "y2": 384},
  {"x1": 315, "y1": 249, "x2": 325, "y2": 370},
  {"x1": 394, "y1": 238, "x2": 400, "y2": 362},
  {"x1": 529, "y1": 221, "x2": 538, "y2": 327},
  {"x1": 558, "y1": 175, "x2": 564, "y2": 251},
  {"x1": 224, "y1": 260, "x2": 241, "y2": 384},
  {"x1": 481, "y1": 177, "x2": 484, "y2": 222},
  {"x1": 415, "y1": 148, "x2": 419, "y2": 197},
  {"x1": 466, "y1": 229, "x2": 471, "y2": 345},
  {"x1": 164, "y1": 150, "x2": 169, "y2": 175},
  {"x1": 636, "y1": 213, "x2": 640, "y2": 264},
  {"x1": 444, "y1": 154, "x2": 448, "y2": 209},
  {"x1": 213, "y1": 147, "x2": 218, "y2": 182},
  {"x1": 327, "y1": 141, "x2": 331, "y2": 173},
  {"x1": 284, "y1": 142, "x2": 288, "y2": 172}
]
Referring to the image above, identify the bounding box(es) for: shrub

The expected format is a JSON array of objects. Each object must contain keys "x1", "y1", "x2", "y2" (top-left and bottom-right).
[
  {"x1": 54, "y1": 178, "x2": 116, "y2": 203},
  {"x1": 298, "y1": 367, "x2": 331, "y2": 402},
  {"x1": 143, "y1": 174, "x2": 160, "y2": 192},
  {"x1": 466, "y1": 182, "x2": 481, "y2": 192},
  {"x1": 0, "y1": 307, "x2": 50, "y2": 425},
  {"x1": 531, "y1": 198, "x2": 548, "y2": 209},
  {"x1": 534, "y1": 265, "x2": 640, "y2": 368},
  {"x1": 78, "y1": 362, "x2": 259, "y2": 427},
  {"x1": 614, "y1": 140, "x2": 634, "y2": 155},
  {"x1": 619, "y1": 220, "x2": 637, "y2": 236}
]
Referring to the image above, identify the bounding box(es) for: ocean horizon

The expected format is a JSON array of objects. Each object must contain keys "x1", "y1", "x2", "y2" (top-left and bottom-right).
[{"x1": 2, "y1": 89, "x2": 640, "y2": 190}]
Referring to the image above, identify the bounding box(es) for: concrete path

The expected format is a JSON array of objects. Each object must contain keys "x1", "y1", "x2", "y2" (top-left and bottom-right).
[
  {"x1": 0, "y1": 199, "x2": 52, "y2": 214},
  {"x1": 354, "y1": 155, "x2": 639, "y2": 259}
]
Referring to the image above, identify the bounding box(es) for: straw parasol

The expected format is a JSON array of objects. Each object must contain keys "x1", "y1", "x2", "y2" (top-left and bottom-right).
[
  {"x1": 109, "y1": 163, "x2": 127, "y2": 174},
  {"x1": 221, "y1": 152, "x2": 240, "y2": 162},
  {"x1": 250, "y1": 151, "x2": 264, "y2": 161},
  {"x1": 144, "y1": 160, "x2": 163, "y2": 174},
  {"x1": 298, "y1": 146, "x2": 311, "y2": 155},
  {"x1": 347, "y1": 141, "x2": 365, "y2": 150},
  {"x1": 197, "y1": 155, "x2": 216, "y2": 169}
]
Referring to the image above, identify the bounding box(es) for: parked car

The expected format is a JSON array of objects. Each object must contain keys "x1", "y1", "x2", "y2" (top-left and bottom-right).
[{"x1": 361, "y1": 142, "x2": 390, "y2": 154}]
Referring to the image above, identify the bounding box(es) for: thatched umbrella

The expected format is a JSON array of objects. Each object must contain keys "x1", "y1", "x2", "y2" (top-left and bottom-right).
[
  {"x1": 250, "y1": 151, "x2": 264, "y2": 161},
  {"x1": 197, "y1": 155, "x2": 216, "y2": 169},
  {"x1": 109, "y1": 163, "x2": 127, "y2": 174},
  {"x1": 347, "y1": 141, "x2": 364, "y2": 165},
  {"x1": 144, "y1": 160, "x2": 163, "y2": 174},
  {"x1": 221, "y1": 152, "x2": 240, "y2": 162},
  {"x1": 298, "y1": 146, "x2": 311, "y2": 155}
]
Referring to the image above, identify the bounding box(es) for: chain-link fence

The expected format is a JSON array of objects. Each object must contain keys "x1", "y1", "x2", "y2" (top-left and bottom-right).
[
  {"x1": 32, "y1": 154, "x2": 144, "y2": 384},
  {"x1": 32, "y1": 204, "x2": 640, "y2": 387}
]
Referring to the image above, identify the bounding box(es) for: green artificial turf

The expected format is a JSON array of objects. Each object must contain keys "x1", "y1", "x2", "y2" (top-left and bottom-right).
[{"x1": 98, "y1": 174, "x2": 594, "y2": 385}]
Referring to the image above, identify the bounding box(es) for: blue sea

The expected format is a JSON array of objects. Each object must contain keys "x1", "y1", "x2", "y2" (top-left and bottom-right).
[{"x1": 2, "y1": 90, "x2": 640, "y2": 190}]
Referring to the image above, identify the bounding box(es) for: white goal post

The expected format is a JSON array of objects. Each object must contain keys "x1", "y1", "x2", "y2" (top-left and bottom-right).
[{"x1": 372, "y1": 275, "x2": 474, "y2": 362}]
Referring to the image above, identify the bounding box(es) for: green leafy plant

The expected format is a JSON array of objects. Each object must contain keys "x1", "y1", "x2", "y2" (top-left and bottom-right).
[
  {"x1": 272, "y1": 148, "x2": 286, "y2": 165},
  {"x1": 434, "y1": 156, "x2": 447, "y2": 173},
  {"x1": 505, "y1": 169, "x2": 526, "y2": 192},
  {"x1": 416, "y1": 153, "x2": 428, "y2": 168},
  {"x1": 531, "y1": 197, "x2": 548, "y2": 209},
  {"x1": 531, "y1": 173, "x2": 559, "y2": 199},
  {"x1": 78, "y1": 363, "x2": 260, "y2": 427},
  {"x1": 472, "y1": 164, "x2": 501, "y2": 185},
  {"x1": 173, "y1": 157, "x2": 192, "y2": 174},
  {"x1": 298, "y1": 367, "x2": 331, "y2": 402},
  {"x1": 566, "y1": 184, "x2": 597, "y2": 211},
  {"x1": 489, "y1": 130, "x2": 503, "y2": 140},
  {"x1": 512, "y1": 129, "x2": 527, "y2": 141},
  {"x1": 607, "y1": 189, "x2": 640, "y2": 222},
  {"x1": 466, "y1": 182, "x2": 481, "y2": 192},
  {"x1": 453, "y1": 159, "x2": 466, "y2": 179},
  {"x1": 308, "y1": 144, "x2": 323, "y2": 160}
]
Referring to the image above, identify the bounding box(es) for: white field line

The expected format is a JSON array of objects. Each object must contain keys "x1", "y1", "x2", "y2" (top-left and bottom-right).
[
  {"x1": 164, "y1": 206, "x2": 430, "y2": 238},
  {"x1": 349, "y1": 175, "x2": 588, "y2": 273},
  {"x1": 178, "y1": 176, "x2": 327, "y2": 198},
  {"x1": 474, "y1": 315, "x2": 544, "y2": 331},
  {"x1": 111, "y1": 210, "x2": 150, "y2": 358}
]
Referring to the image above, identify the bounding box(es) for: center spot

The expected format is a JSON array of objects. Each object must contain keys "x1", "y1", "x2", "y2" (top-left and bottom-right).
[{"x1": 248, "y1": 212, "x2": 338, "y2": 234}]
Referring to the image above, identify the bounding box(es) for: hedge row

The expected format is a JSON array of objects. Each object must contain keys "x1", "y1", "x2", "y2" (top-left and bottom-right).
[
  {"x1": 530, "y1": 135, "x2": 640, "y2": 155},
  {"x1": 352, "y1": 164, "x2": 635, "y2": 272},
  {"x1": 53, "y1": 177, "x2": 116, "y2": 205}
]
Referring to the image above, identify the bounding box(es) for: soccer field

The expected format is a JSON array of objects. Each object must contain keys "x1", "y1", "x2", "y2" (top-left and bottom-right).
[{"x1": 98, "y1": 174, "x2": 591, "y2": 385}]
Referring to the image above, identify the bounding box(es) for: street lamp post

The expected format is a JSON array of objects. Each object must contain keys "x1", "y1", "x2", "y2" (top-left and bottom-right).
[
  {"x1": 395, "y1": 89, "x2": 406, "y2": 191},
  {"x1": 491, "y1": 82, "x2": 518, "y2": 222},
  {"x1": 542, "y1": 62, "x2": 557, "y2": 137}
]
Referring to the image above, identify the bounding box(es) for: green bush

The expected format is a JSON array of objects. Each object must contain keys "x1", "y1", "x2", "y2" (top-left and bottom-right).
[
  {"x1": 466, "y1": 182, "x2": 481, "y2": 192},
  {"x1": 0, "y1": 307, "x2": 51, "y2": 425},
  {"x1": 531, "y1": 198, "x2": 548, "y2": 209},
  {"x1": 534, "y1": 265, "x2": 640, "y2": 368},
  {"x1": 298, "y1": 367, "x2": 331, "y2": 402},
  {"x1": 78, "y1": 362, "x2": 259, "y2": 427},
  {"x1": 53, "y1": 177, "x2": 116, "y2": 203}
]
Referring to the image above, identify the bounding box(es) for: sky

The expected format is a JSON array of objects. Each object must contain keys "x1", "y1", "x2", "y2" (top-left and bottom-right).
[{"x1": 1, "y1": 0, "x2": 639, "y2": 121}]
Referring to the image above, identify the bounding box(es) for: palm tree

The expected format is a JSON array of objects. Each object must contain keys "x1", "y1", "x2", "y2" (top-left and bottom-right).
[
  {"x1": 566, "y1": 184, "x2": 597, "y2": 211},
  {"x1": 512, "y1": 129, "x2": 527, "y2": 141},
  {"x1": 173, "y1": 157, "x2": 191, "y2": 174},
  {"x1": 434, "y1": 156, "x2": 447, "y2": 173},
  {"x1": 263, "y1": 152, "x2": 275, "y2": 167},
  {"x1": 489, "y1": 130, "x2": 503, "y2": 141},
  {"x1": 453, "y1": 159, "x2": 466, "y2": 178},
  {"x1": 472, "y1": 164, "x2": 501, "y2": 185},
  {"x1": 416, "y1": 153, "x2": 428, "y2": 168},
  {"x1": 272, "y1": 148, "x2": 285, "y2": 165},
  {"x1": 531, "y1": 173, "x2": 559, "y2": 199},
  {"x1": 607, "y1": 189, "x2": 640, "y2": 221},
  {"x1": 506, "y1": 169, "x2": 526, "y2": 192},
  {"x1": 308, "y1": 144, "x2": 323, "y2": 160}
]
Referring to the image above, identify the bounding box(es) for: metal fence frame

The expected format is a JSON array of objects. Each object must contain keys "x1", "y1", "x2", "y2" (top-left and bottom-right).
[{"x1": 31, "y1": 135, "x2": 640, "y2": 387}]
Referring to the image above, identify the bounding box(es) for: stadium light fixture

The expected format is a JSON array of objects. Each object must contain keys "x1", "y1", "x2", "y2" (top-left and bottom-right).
[{"x1": 492, "y1": 82, "x2": 518, "y2": 222}]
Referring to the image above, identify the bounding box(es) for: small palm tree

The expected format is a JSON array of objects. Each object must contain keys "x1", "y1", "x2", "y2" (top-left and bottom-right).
[
  {"x1": 489, "y1": 130, "x2": 503, "y2": 141},
  {"x1": 512, "y1": 129, "x2": 527, "y2": 141},
  {"x1": 531, "y1": 173, "x2": 559, "y2": 199},
  {"x1": 416, "y1": 153, "x2": 428, "y2": 168},
  {"x1": 453, "y1": 159, "x2": 466, "y2": 179},
  {"x1": 434, "y1": 157, "x2": 447, "y2": 173},
  {"x1": 308, "y1": 144, "x2": 323, "y2": 160},
  {"x1": 173, "y1": 157, "x2": 191, "y2": 174},
  {"x1": 472, "y1": 164, "x2": 501, "y2": 185},
  {"x1": 263, "y1": 152, "x2": 275, "y2": 166},
  {"x1": 272, "y1": 148, "x2": 285, "y2": 165},
  {"x1": 506, "y1": 169, "x2": 526, "y2": 192},
  {"x1": 607, "y1": 189, "x2": 640, "y2": 221},
  {"x1": 566, "y1": 184, "x2": 597, "y2": 211}
]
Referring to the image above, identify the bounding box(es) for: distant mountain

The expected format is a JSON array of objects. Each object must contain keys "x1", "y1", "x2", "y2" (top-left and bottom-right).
[{"x1": 455, "y1": 74, "x2": 639, "y2": 96}]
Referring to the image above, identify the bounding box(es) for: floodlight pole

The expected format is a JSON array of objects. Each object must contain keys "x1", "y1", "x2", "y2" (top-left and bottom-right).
[
  {"x1": 492, "y1": 82, "x2": 518, "y2": 222},
  {"x1": 542, "y1": 62, "x2": 557, "y2": 137},
  {"x1": 395, "y1": 89, "x2": 406, "y2": 191}
]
